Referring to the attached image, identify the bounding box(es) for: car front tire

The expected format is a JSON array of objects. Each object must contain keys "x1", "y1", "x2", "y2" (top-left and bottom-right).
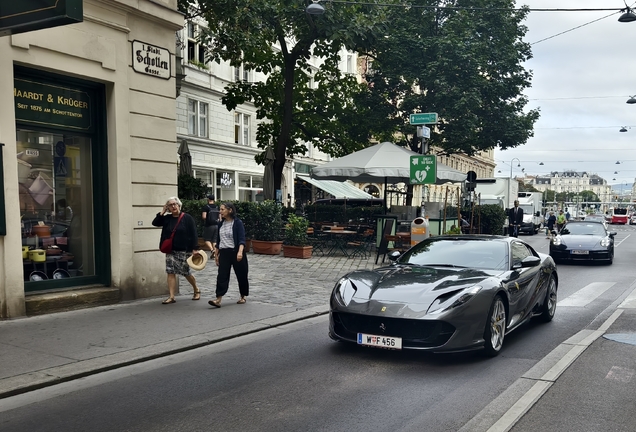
[{"x1": 483, "y1": 295, "x2": 506, "y2": 357}]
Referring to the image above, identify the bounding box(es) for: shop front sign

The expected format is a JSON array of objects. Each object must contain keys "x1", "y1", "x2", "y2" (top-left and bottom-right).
[
  {"x1": 14, "y1": 78, "x2": 92, "y2": 131},
  {"x1": 132, "y1": 41, "x2": 171, "y2": 79},
  {"x1": 0, "y1": 0, "x2": 83, "y2": 36}
]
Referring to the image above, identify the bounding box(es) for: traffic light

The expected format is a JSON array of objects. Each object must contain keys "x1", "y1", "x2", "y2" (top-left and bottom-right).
[{"x1": 466, "y1": 171, "x2": 477, "y2": 191}]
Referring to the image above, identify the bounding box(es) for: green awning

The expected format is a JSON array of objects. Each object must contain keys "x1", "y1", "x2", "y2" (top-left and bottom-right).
[{"x1": 297, "y1": 174, "x2": 373, "y2": 199}]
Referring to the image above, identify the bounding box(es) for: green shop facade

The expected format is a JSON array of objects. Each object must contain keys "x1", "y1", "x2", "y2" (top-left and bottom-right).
[{"x1": 0, "y1": 0, "x2": 183, "y2": 318}]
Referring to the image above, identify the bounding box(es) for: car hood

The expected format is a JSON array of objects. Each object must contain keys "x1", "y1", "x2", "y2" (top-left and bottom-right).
[
  {"x1": 338, "y1": 265, "x2": 502, "y2": 312},
  {"x1": 559, "y1": 234, "x2": 605, "y2": 248}
]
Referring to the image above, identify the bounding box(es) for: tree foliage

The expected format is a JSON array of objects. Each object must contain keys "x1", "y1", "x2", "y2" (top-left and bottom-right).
[{"x1": 358, "y1": 0, "x2": 539, "y2": 156}]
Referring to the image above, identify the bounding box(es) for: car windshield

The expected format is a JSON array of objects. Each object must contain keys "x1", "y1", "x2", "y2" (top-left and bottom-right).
[
  {"x1": 398, "y1": 238, "x2": 508, "y2": 271},
  {"x1": 561, "y1": 223, "x2": 606, "y2": 236}
]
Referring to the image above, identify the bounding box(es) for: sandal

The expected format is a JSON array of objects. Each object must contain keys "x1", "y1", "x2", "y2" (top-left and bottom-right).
[
  {"x1": 162, "y1": 298, "x2": 176, "y2": 304},
  {"x1": 208, "y1": 299, "x2": 221, "y2": 308},
  {"x1": 192, "y1": 290, "x2": 201, "y2": 301},
  {"x1": 237, "y1": 297, "x2": 247, "y2": 304}
]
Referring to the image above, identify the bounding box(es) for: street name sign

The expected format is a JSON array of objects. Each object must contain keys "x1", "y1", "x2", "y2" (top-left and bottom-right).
[
  {"x1": 409, "y1": 112, "x2": 438, "y2": 125},
  {"x1": 410, "y1": 155, "x2": 436, "y2": 185}
]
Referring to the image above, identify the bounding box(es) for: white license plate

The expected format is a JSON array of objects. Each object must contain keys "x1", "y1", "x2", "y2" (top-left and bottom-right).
[
  {"x1": 571, "y1": 250, "x2": 589, "y2": 255},
  {"x1": 357, "y1": 333, "x2": 402, "y2": 349}
]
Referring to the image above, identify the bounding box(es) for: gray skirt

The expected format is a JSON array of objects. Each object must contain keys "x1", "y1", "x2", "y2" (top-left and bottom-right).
[{"x1": 165, "y1": 251, "x2": 191, "y2": 276}]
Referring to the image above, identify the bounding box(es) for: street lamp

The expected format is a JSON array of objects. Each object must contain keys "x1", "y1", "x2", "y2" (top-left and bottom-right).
[
  {"x1": 508, "y1": 158, "x2": 520, "y2": 209},
  {"x1": 306, "y1": 0, "x2": 325, "y2": 15}
]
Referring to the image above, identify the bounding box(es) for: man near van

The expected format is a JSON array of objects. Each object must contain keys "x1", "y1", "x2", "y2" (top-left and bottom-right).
[
  {"x1": 508, "y1": 200, "x2": 523, "y2": 237},
  {"x1": 202, "y1": 194, "x2": 220, "y2": 256}
]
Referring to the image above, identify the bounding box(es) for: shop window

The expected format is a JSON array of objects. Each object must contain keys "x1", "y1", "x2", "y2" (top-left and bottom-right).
[
  {"x1": 17, "y1": 130, "x2": 95, "y2": 281},
  {"x1": 234, "y1": 112, "x2": 250, "y2": 145},
  {"x1": 188, "y1": 99, "x2": 208, "y2": 137},
  {"x1": 238, "y1": 173, "x2": 264, "y2": 202}
]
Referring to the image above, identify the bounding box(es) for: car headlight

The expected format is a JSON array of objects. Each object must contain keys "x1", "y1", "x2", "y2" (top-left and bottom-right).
[
  {"x1": 600, "y1": 237, "x2": 611, "y2": 247},
  {"x1": 333, "y1": 277, "x2": 355, "y2": 306},
  {"x1": 552, "y1": 236, "x2": 562, "y2": 246},
  {"x1": 427, "y1": 286, "x2": 483, "y2": 315}
]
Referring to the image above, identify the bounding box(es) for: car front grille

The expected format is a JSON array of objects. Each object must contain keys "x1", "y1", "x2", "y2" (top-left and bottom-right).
[{"x1": 332, "y1": 311, "x2": 456, "y2": 348}]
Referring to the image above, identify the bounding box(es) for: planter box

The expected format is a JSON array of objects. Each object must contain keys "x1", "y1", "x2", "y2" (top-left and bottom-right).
[
  {"x1": 251, "y1": 240, "x2": 283, "y2": 255},
  {"x1": 283, "y1": 245, "x2": 313, "y2": 259}
]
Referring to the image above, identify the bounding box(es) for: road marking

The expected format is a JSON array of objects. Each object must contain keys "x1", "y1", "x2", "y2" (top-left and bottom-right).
[
  {"x1": 618, "y1": 284, "x2": 636, "y2": 308},
  {"x1": 558, "y1": 282, "x2": 615, "y2": 307},
  {"x1": 615, "y1": 233, "x2": 630, "y2": 246},
  {"x1": 605, "y1": 366, "x2": 634, "y2": 383}
]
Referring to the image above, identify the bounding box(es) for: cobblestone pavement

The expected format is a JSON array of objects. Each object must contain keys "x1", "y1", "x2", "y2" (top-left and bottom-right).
[{"x1": 191, "y1": 251, "x2": 385, "y2": 309}]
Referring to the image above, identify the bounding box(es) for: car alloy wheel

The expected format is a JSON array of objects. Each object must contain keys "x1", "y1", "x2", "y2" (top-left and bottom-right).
[
  {"x1": 539, "y1": 275, "x2": 557, "y2": 322},
  {"x1": 484, "y1": 296, "x2": 506, "y2": 356}
]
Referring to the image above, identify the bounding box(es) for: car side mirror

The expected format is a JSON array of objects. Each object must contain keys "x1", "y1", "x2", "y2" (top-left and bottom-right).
[
  {"x1": 388, "y1": 250, "x2": 402, "y2": 261},
  {"x1": 536, "y1": 212, "x2": 540, "y2": 217},
  {"x1": 512, "y1": 255, "x2": 541, "y2": 269},
  {"x1": 609, "y1": 232, "x2": 617, "y2": 237}
]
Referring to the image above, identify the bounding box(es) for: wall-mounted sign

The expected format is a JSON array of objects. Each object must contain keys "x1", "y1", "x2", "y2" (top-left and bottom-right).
[
  {"x1": 132, "y1": 40, "x2": 171, "y2": 80},
  {"x1": 220, "y1": 172, "x2": 233, "y2": 188},
  {"x1": 0, "y1": 0, "x2": 83, "y2": 37},
  {"x1": 14, "y1": 78, "x2": 92, "y2": 131}
]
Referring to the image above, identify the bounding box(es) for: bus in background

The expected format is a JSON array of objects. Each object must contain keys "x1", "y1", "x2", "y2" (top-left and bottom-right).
[{"x1": 608, "y1": 207, "x2": 629, "y2": 224}]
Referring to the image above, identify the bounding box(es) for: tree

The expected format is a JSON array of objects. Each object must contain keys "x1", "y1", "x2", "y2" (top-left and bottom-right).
[
  {"x1": 179, "y1": 0, "x2": 388, "y2": 199},
  {"x1": 518, "y1": 182, "x2": 540, "y2": 192},
  {"x1": 359, "y1": 0, "x2": 539, "y2": 156}
]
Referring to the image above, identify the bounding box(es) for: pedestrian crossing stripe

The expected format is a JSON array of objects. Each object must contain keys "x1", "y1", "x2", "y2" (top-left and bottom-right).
[{"x1": 558, "y1": 282, "x2": 615, "y2": 307}]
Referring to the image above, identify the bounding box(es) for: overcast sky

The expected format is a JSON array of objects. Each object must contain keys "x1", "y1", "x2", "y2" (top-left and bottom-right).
[{"x1": 494, "y1": 1, "x2": 636, "y2": 191}]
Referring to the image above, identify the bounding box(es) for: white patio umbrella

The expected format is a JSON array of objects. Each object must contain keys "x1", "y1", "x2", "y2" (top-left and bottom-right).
[
  {"x1": 311, "y1": 142, "x2": 465, "y2": 209},
  {"x1": 310, "y1": 141, "x2": 465, "y2": 184}
]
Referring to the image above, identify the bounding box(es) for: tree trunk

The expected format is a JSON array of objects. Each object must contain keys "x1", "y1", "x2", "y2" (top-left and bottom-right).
[{"x1": 273, "y1": 56, "x2": 296, "y2": 202}]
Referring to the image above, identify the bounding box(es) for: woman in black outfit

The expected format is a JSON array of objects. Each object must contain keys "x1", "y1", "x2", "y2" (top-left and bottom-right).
[
  {"x1": 208, "y1": 202, "x2": 249, "y2": 307},
  {"x1": 152, "y1": 196, "x2": 202, "y2": 304}
]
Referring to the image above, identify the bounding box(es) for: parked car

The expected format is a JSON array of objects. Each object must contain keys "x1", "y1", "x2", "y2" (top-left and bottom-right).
[
  {"x1": 550, "y1": 221, "x2": 616, "y2": 264},
  {"x1": 630, "y1": 214, "x2": 636, "y2": 225},
  {"x1": 584, "y1": 214, "x2": 608, "y2": 229},
  {"x1": 329, "y1": 235, "x2": 558, "y2": 357}
]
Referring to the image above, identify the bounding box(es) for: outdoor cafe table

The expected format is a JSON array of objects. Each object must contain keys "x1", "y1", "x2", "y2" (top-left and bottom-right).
[{"x1": 324, "y1": 230, "x2": 358, "y2": 256}]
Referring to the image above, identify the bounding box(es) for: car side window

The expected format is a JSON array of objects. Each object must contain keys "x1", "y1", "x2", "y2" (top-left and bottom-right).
[{"x1": 511, "y1": 241, "x2": 531, "y2": 267}]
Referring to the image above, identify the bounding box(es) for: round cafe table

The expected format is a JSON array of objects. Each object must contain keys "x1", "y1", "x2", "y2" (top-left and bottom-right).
[{"x1": 324, "y1": 230, "x2": 357, "y2": 256}]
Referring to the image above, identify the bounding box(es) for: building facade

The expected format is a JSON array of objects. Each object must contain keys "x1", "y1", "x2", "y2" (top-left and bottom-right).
[
  {"x1": 526, "y1": 171, "x2": 613, "y2": 209},
  {"x1": 0, "y1": 0, "x2": 183, "y2": 318}
]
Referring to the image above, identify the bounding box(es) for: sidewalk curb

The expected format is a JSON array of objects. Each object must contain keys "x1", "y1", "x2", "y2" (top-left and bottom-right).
[{"x1": 0, "y1": 306, "x2": 329, "y2": 400}]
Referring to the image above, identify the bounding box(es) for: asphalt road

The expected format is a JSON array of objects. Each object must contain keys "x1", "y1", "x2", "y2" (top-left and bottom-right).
[{"x1": 2, "y1": 224, "x2": 635, "y2": 432}]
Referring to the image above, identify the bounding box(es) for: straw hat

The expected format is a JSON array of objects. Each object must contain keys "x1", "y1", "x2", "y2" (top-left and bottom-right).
[{"x1": 187, "y1": 251, "x2": 208, "y2": 271}]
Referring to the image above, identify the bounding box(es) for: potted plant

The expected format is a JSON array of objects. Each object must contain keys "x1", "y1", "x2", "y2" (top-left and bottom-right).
[
  {"x1": 251, "y1": 200, "x2": 285, "y2": 255},
  {"x1": 283, "y1": 214, "x2": 312, "y2": 259}
]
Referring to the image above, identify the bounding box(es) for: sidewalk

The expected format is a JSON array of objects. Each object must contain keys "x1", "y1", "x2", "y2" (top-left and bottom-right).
[{"x1": 0, "y1": 252, "x2": 382, "y2": 399}]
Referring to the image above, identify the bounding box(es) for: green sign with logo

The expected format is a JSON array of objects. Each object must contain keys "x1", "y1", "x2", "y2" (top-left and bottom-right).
[
  {"x1": 409, "y1": 112, "x2": 438, "y2": 125},
  {"x1": 0, "y1": 0, "x2": 82, "y2": 36},
  {"x1": 410, "y1": 155, "x2": 436, "y2": 185},
  {"x1": 14, "y1": 78, "x2": 93, "y2": 131}
]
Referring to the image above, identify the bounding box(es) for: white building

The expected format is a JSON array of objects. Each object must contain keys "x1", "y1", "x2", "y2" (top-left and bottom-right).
[{"x1": 527, "y1": 171, "x2": 613, "y2": 204}]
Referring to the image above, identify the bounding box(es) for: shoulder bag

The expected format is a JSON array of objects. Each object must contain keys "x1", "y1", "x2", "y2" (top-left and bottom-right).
[{"x1": 160, "y1": 212, "x2": 185, "y2": 254}]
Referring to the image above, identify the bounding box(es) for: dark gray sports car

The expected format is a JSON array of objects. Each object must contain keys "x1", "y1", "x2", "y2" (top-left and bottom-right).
[{"x1": 329, "y1": 235, "x2": 558, "y2": 356}]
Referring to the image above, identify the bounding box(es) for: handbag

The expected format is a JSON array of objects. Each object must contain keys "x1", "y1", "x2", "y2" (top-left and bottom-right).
[{"x1": 160, "y1": 213, "x2": 185, "y2": 254}]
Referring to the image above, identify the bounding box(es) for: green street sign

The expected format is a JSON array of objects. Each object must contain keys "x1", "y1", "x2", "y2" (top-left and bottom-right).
[
  {"x1": 409, "y1": 112, "x2": 438, "y2": 125},
  {"x1": 410, "y1": 155, "x2": 436, "y2": 185}
]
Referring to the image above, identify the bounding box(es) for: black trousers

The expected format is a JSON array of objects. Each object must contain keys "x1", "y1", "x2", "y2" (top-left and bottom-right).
[{"x1": 216, "y1": 248, "x2": 249, "y2": 297}]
